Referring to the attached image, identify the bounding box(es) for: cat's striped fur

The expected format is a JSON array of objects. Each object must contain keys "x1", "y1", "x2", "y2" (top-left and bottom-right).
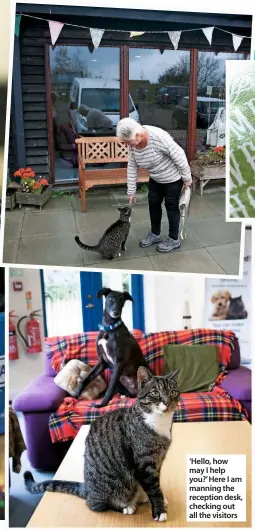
[
  {"x1": 74, "y1": 206, "x2": 131, "y2": 260},
  {"x1": 24, "y1": 367, "x2": 180, "y2": 522}
]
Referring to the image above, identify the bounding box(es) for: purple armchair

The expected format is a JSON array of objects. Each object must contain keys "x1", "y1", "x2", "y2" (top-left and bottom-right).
[
  {"x1": 13, "y1": 352, "x2": 70, "y2": 471},
  {"x1": 13, "y1": 335, "x2": 251, "y2": 472}
]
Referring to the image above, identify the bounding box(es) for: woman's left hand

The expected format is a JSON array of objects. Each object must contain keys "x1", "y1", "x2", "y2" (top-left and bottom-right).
[{"x1": 183, "y1": 179, "x2": 192, "y2": 187}]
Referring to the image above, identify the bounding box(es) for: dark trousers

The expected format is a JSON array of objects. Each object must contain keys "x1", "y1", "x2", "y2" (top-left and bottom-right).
[{"x1": 148, "y1": 178, "x2": 183, "y2": 240}]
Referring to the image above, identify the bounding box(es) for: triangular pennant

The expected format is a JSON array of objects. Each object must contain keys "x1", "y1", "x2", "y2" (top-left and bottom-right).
[
  {"x1": 168, "y1": 31, "x2": 182, "y2": 50},
  {"x1": 202, "y1": 26, "x2": 214, "y2": 45},
  {"x1": 48, "y1": 20, "x2": 64, "y2": 46},
  {"x1": 15, "y1": 15, "x2": 21, "y2": 38},
  {"x1": 130, "y1": 31, "x2": 145, "y2": 37},
  {"x1": 232, "y1": 33, "x2": 243, "y2": 51},
  {"x1": 90, "y1": 28, "x2": 105, "y2": 49}
]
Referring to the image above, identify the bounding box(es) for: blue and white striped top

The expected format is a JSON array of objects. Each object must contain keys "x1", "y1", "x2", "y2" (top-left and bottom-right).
[{"x1": 127, "y1": 125, "x2": 192, "y2": 194}]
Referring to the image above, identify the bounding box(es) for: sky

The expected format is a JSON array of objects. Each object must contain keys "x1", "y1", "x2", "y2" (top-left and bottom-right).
[{"x1": 50, "y1": 46, "x2": 244, "y2": 85}]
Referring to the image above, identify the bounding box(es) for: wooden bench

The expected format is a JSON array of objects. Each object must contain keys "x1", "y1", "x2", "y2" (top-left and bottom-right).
[{"x1": 75, "y1": 136, "x2": 149, "y2": 212}]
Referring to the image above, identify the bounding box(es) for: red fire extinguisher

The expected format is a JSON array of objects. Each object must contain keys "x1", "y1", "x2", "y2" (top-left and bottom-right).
[
  {"x1": 9, "y1": 311, "x2": 19, "y2": 360},
  {"x1": 17, "y1": 310, "x2": 42, "y2": 354}
]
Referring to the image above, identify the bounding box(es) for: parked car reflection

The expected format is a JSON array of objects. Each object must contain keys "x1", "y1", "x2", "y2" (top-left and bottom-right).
[
  {"x1": 156, "y1": 85, "x2": 189, "y2": 106},
  {"x1": 172, "y1": 96, "x2": 225, "y2": 129}
]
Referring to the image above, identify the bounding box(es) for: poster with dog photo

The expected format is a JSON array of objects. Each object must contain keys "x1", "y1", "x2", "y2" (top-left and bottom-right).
[{"x1": 204, "y1": 229, "x2": 251, "y2": 365}]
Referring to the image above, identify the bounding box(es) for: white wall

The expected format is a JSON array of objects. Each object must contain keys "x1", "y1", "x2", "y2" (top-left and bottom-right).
[
  {"x1": 9, "y1": 268, "x2": 45, "y2": 399},
  {"x1": 144, "y1": 273, "x2": 205, "y2": 332}
]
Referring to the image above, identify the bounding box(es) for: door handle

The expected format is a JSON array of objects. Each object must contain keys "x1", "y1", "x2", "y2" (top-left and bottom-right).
[{"x1": 86, "y1": 303, "x2": 94, "y2": 309}]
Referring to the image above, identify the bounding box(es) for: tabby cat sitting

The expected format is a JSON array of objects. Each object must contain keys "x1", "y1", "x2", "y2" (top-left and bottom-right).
[
  {"x1": 75, "y1": 206, "x2": 131, "y2": 260},
  {"x1": 24, "y1": 366, "x2": 180, "y2": 522}
]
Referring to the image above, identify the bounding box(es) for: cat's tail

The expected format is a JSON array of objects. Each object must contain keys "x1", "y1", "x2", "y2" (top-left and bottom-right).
[
  {"x1": 24, "y1": 471, "x2": 88, "y2": 499},
  {"x1": 75, "y1": 236, "x2": 99, "y2": 251}
]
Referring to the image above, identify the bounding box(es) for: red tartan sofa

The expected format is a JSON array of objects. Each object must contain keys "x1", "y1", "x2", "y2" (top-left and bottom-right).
[{"x1": 13, "y1": 329, "x2": 251, "y2": 471}]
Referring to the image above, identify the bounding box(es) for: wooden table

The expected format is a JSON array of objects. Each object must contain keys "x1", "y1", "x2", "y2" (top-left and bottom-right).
[{"x1": 27, "y1": 421, "x2": 251, "y2": 528}]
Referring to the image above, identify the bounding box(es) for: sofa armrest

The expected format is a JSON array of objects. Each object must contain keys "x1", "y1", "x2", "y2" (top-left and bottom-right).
[
  {"x1": 13, "y1": 374, "x2": 67, "y2": 413},
  {"x1": 219, "y1": 367, "x2": 251, "y2": 402}
]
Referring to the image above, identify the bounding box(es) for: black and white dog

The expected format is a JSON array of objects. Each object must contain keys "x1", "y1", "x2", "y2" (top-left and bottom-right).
[{"x1": 78, "y1": 287, "x2": 149, "y2": 407}]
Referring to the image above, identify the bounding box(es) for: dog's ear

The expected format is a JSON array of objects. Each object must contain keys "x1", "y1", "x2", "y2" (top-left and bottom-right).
[
  {"x1": 226, "y1": 290, "x2": 232, "y2": 301},
  {"x1": 97, "y1": 287, "x2": 111, "y2": 299},
  {"x1": 211, "y1": 295, "x2": 216, "y2": 303},
  {"x1": 123, "y1": 291, "x2": 134, "y2": 303},
  {"x1": 117, "y1": 207, "x2": 123, "y2": 212},
  {"x1": 137, "y1": 366, "x2": 153, "y2": 388}
]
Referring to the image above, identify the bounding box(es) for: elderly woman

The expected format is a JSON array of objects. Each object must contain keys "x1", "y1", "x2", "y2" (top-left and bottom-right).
[{"x1": 116, "y1": 118, "x2": 192, "y2": 253}]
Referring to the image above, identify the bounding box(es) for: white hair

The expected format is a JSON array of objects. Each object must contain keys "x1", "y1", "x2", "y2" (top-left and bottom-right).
[
  {"x1": 116, "y1": 117, "x2": 143, "y2": 140},
  {"x1": 79, "y1": 104, "x2": 90, "y2": 114}
]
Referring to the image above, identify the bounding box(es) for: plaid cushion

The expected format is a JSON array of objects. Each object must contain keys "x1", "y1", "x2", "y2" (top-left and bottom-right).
[
  {"x1": 140, "y1": 329, "x2": 235, "y2": 376},
  {"x1": 49, "y1": 385, "x2": 248, "y2": 444},
  {"x1": 48, "y1": 328, "x2": 241, "y2": 444}
]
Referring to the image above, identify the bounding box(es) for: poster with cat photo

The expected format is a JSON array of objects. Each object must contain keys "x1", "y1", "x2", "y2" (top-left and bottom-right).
[{"x1": 203, "y1": 229, "x2": 252, "y2": 365}]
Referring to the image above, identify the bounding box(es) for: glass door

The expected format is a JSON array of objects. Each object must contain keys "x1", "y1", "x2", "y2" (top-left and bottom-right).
[
  {"x1": 49, "y1": 45, "x2": 120, "y2": 183},
  {"x1": 102, "y1": 271, "x2": 132, "y2": 329},
  {"x1": 129, "y1": 48, "x2": 190, "y2": 152},
  {"x1": 196, "y1": 52, "x2": 250, "y2": 153},
  {"x1": 102, "y1": 271, "x2": 145, "y2": 331}
]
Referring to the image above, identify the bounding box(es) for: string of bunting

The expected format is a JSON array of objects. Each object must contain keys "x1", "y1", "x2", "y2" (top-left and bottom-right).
[{"x1": 15, "y1": 13, "x2": 251, "y2": 52}]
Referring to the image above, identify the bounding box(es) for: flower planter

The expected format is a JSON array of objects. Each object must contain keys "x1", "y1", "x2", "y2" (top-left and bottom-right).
[
  {"x1": 16, "y1": 185, "x2": 53, "y2": 209},
  {"x1": 190, "y1": 161, "x2": 225, "y2": 196},
  {"x1": 5, "y1": 189, "x2": 17, "y2": 210}
]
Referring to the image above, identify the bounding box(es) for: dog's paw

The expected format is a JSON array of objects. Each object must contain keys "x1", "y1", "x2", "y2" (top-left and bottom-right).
[
  {"x1": 123, "y1": 504, "x2": 136, "y2": 515},
  {"x1": 153, "y1": 512, "x2": 168, "y2": 522}
]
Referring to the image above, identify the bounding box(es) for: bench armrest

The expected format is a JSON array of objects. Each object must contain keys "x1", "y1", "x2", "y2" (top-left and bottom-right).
[{"x1": 13, "y1": 374, "x2": 67, "y2": 413}]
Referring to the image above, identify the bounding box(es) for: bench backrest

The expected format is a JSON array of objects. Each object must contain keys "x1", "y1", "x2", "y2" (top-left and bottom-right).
[{"x1": 75, "y1": 136, "x2": 129, "y2": 166}]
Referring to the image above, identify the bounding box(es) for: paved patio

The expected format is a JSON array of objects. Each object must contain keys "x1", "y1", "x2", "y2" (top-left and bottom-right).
[{"x1": 3, "y1": 185, "x2": 241, "y2": 274}]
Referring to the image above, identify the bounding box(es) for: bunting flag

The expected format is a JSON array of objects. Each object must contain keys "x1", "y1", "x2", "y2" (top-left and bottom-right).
[
  {"x1": 168, "y1": 31, "x2": 182, "y2": 50},
  {"x1": 202, "y1": 26, "x2": 214, "y2": 45},
  {"x1": 16, "y1": 14, "x2": 251, "y2": 52},
  {"x1": 90, "y1": 28, "x2": 105, "y2": 49},
  {"x1": 130, "y1": 31, "x2": 145, "y2": 37},
  {"x1": 48, "y1": 20, "x2": 64, "y2": 46},
  {"x1": 232, "y1": 33, "x2": 243, "y2": 51},
  {"x1": 15, "y1": 15, "x2": 21, "y2": 38}
]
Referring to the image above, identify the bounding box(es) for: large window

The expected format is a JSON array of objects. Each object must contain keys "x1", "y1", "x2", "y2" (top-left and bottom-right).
[
  {"x1": 48, "y1": 45, "x2": 250, "y2": 181},
  {"x1": 129, "y1": 48, "x2": 190, "y2": 151},
  {"x1": 43, "y1": 270, "x2": 143, "y2": 335},
  {"x1": 43, "y1": 269, "x2": 83, "y2": 336},
  {"x1": 196, "y1": 52, "x2": 250, "y2": 152},
  {"x1": 49, "y1": 45, "x2": 120, "y2": 182}
]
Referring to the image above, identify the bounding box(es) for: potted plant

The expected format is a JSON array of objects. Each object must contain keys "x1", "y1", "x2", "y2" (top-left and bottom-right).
[
  {"x1": 13, "y1": 167, "x2": 52, "y2": 209},
  {"x1": 190, "y1": 146, "x2": 226, "y2": 195},
  {"x1": 4, "y1": 169, "x2": 20, "y2": 210}
]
